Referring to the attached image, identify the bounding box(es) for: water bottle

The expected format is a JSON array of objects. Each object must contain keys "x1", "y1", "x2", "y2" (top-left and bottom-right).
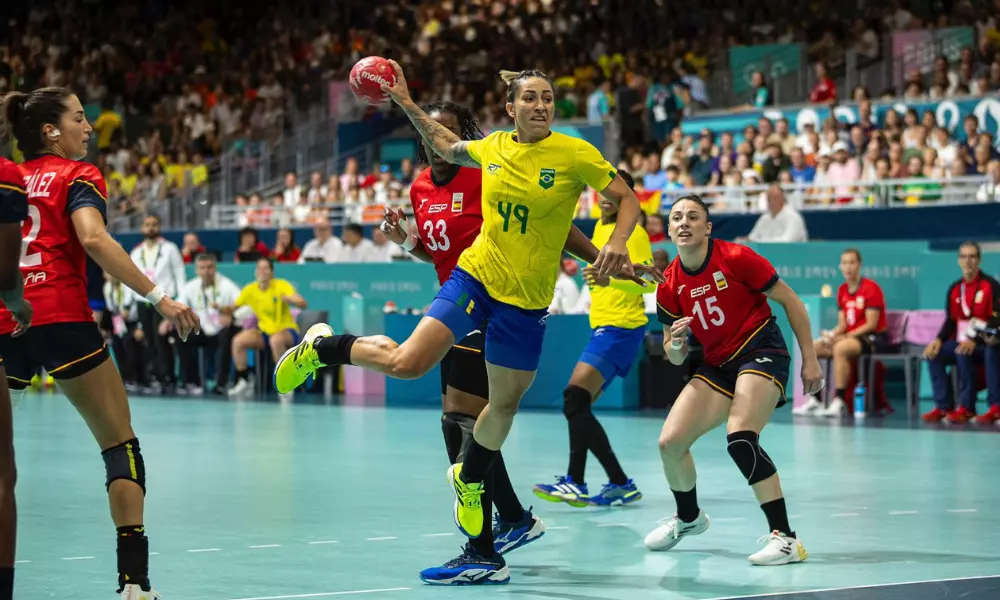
[{"x1": 853, "y1": 381, "x2": 867, "y2": 419}]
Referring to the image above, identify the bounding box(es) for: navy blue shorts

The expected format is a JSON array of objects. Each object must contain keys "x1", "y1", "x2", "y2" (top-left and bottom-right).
[
  {"x1": 579, "y1": 325, "x2": 647, "y2": 390},
  {"x1": 694, "y1": 319, "x2": 790, "y2": 407},
  {"x1": 262, "y1": 328, "x2": 300, "y2": 349},
  {"x1": 426, "y1": 268, "x2": 548, "y2": 371}
]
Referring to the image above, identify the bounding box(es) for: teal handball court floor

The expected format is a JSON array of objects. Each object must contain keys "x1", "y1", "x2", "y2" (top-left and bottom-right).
[{"x1": 11, "y1": 392, "x2": 1000, "y2": 599}]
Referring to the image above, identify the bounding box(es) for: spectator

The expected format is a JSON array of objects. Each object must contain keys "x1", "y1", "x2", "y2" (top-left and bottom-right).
[
  {"x1": 299, "y1": 221, "x2": 343, "y2": 263},
  {"x1": 798, "y1": 249, "x2": 889, "y2": 416},
  {"x1": 174, "y1": 254, "x2": 242, "y2": 395},
  {"x1": 977, "y1": 160, "x2": 1000, "y2": 202},
  {"x1": 340, "y1": 157, "x2": 365, "y2": 194},
  {"x1": 923, "y1": 242, "x2": 1000, "y2": 424},
  {"x1": 586, "y1": 79, "x2": 612, "y2": 125},
  {"x1": 688, "y1": 132, "x2": 716, "y2": 185},
  {"x1": 761, "y1": 143, "x2": 791, "y2": 183},
  {"x1": 744, "y1": 185, "x2": 808, "y2": 243},
  {"x1": 549, "y1": 258, "x2": 582, "y2": 315},
  {"x1": 103, "y1": 274, "x2": 142, "y2": 391},
  {"x1": 826, "y1": 142, "x2": 861, "y2": 203},
  {"x1": 282, "y1": 172, "x2": 302, "y2": 208},
  {"x1": 337, "y1": 223, "x2": 376, "y2": 263},
  {"x1": 234, "y1": 227, "x2": 269, "y2": 263},
  {"x1": 900, "y1": 156, "x2": 942, "y2": 203},
  {"x1": 788, "y1": 148, "x2": 816, "y2": 184},
  {"x1": 93, "y1": 98, "x2": 122, "y2": 152},
  {"x1": 306, "y1": 171, "x2": 327, "y2": 205},
  {"x1": 181, "y1": 232, "x2": 206, "y2": 264},
  {"x1": 272, "y1": 228, "x2": 302, "y2": 263},
  {"x1": 369, "y1": 228, "x2": 408, "y2": 263},
  {"x1": 809, "y1": 62, "x2": 838, "y2": 104},
  {"x1": 645, "y1": 213, "x2": 668, "y2": 244}
]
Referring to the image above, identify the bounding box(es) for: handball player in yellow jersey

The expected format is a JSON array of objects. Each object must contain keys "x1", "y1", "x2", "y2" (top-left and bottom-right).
[
  {"x1": 274, "y1": 63, "x2": 661, "y2": 545},
  {"x1": 533, "y1": 171, "x2": 652, "y2": 509}
]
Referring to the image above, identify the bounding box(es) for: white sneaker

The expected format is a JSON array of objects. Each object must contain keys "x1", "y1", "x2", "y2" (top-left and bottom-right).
[
  {"x1": 227, "y1": 378, "x2": 253, "y2": 399},
  {"x1": 185, "y1": 384, "x2": 204, "y2": 396},
  {"x1": 644, "y1": 510, "x2": 710, "y2": 551},
  {"x1": 748, "y1": 531, "x2": 807, "y2": 565},
  {"x1": 792, "y1": 396, "x2": 823, "y2": 416},
  {"x1": 820, "y1": 397, "x2": 847, "y2": 417},
  {"x1": 120, "y1": 584, "x2": 160, "y2": 599},
  {"x1": 278, "y1": 391, "x2": 295, "y2": 403}
]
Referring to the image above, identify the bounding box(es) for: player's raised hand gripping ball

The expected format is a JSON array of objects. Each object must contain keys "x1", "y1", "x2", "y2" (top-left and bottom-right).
[{"x1": 349, "y1": 56, "x2": 399, "y2": 105}]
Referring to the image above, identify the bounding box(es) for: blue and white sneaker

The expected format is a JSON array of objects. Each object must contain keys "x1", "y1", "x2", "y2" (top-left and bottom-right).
[
  {"x1": 419, "y1": 543, "x2": 510, "y2": 586},
  {"x1": 493, "y1": 507, "x2": 546, "y2": 555},
  {"x1": 532, "y1": 475, "x2": 589, "y2": 507},
  {"x1": 589, "y1": 479, "x2": 643, "y2": 506}
]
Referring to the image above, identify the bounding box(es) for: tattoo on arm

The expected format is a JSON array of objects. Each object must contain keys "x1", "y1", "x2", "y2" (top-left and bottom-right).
[{"x1": 404, "y1": 105, "x2": 479, "y2": 167}]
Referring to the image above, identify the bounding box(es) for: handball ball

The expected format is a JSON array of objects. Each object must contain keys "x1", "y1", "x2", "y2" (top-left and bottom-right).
[{"x1": 350, "y1": 56, "x2": 398, "y2": 105}]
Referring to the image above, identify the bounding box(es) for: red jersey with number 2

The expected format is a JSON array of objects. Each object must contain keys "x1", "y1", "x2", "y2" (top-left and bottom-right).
[
  {"x1": 656, "y1": 239, "x2": 779, "y2": 366},
  {"x1": 408, "y1": 166, "x2": 483, "y2": 285},
  {"x1": 0, "y1": 155, "x2": 108, "y2": 335}
]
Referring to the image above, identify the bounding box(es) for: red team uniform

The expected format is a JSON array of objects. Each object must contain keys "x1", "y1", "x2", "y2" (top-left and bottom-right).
[
  {"x1": 0, "y1": 157, "x2": 28, "y2": 372},
  {"x1": 408, "y1": 166, "x2": 488, "y2": 397},
  {"x1": 837, "y1": 278, "x2": 888, "y2": 352},
  {"x1": 656, "y1": 239, "x2": 791, "y2": 404},
  {"x1": 0, "y1": 155, "x2": 111, "y2": 388}
]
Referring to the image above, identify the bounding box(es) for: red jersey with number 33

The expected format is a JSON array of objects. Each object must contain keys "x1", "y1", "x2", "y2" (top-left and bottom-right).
[
  {"x1": 837, "y1": 278, "x2": 887, "y2": 334},
  {"x1": 656, "y1": 239, "x2": 779, "y2": 366},
  {"x1": 0, "y1": 155, "x2": 108, "y2": 335},
  {"x1": 408, "y1": 166, "x2": 483, "y2": 285}
]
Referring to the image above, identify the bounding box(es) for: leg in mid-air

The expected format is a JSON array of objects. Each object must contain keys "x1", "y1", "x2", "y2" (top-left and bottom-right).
[{"x1": 645, "y1": 378, "x2": 729, "y2": 551}]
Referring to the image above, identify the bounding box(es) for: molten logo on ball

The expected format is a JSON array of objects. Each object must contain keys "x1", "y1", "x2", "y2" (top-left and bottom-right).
[{"x1": 350, "y1": 56, "x2": 398, "y2": 105}]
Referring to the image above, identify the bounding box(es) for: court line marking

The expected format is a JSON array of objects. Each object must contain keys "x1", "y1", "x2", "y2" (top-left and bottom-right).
[
  {"x1": 597, "y1": 523, "x2": 629, "y2": 527},
  {"x1": 830, "y1": 512, "x2": 860, "y2": 517},
  {"x1": 229, "y1": 587, "x2": 412, "y2": 600},
  {"x1": 307, "y1": 540, "x2": 339, "y2": 545},
  {"x1": 150, "y1": 552, "x2": 160, "y2": 556},
  {"x1": 364, "y1": 536, "x2": 397, "y2": 541},
  {"x1": 14, "y1": 560, "x2": 30, "y2": 564},
  {"x1": 187, "y1": 548, "x2": 221, "y2": 553},
  {"x1": 703, "y1": 574, "x2": 1000, "y2": 600},
  {"x1": 250, "y1": 544, "x2": 282, "y2": 549},
  {"x1": 547, "y1": 526, "x2": 570, "y2": 530},
  {"x1": 889, "y1": 510, "x2": 919, "y2": 515},
  {"x1": 946, "y1": 508, "x2": 978, "y2": 513},
  {"x1": 62, "y1": 556, "x2": 95, "y2": 561},
  {"x1": 422, "y1": 533, "x2": 455, "y2": 537}
]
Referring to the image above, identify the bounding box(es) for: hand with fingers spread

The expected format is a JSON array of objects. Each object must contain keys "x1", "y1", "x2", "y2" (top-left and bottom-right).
[
  {"x1": 380, "y1": 206, "x2": 410, "y2": 246},
  {"x1": 594, "y1": 236, "x2": 632, "y2": 280},
  {"x1": 668, "y1": 316, "x2": 694, "y2": 349},
  {"x1": 154, "y1": 296, "x2": 200, "y2": 342}
]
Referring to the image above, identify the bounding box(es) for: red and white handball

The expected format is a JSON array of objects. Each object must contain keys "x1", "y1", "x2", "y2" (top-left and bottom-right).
[{"x1": 349, "y1": 56, "x2": 398, "y2": 105}]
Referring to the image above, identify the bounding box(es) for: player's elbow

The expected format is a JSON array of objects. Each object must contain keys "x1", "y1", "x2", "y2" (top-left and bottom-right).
[{"x1": 78, "y1": 228, "x2": 108, "y2": 255}]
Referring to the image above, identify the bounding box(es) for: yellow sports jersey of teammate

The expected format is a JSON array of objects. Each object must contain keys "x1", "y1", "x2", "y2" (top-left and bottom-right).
[
  {"x1": 588, "y1": 220, "x2": 653, "y2": 329},
  {"x1": 460, "y1": 130, "x2": 616, "y2": 310},
  {"x1": 235, "y1": 279, "x2": 300, "y2": 335}
]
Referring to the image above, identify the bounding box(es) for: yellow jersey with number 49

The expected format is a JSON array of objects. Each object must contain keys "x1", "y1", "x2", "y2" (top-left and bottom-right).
[{"x1": 458, "y1": 130, "x2": 616, "y2": 310}]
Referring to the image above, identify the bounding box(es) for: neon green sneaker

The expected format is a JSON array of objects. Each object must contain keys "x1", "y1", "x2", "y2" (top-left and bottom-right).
[
  {"x1": 273, "y1": 323, "x2": 333, "y2": 394},
  {"x1": 448, "y1": 463, "x2": 485, "y2": 538}
]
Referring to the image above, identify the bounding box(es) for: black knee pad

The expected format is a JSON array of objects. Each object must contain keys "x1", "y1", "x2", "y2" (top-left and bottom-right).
[
  {"x1": 442, "y1": 412, "x2": 475, "y2": 465},
  {"x1": 562, "y1": 385, "x2": 592, "y2": 419},
  {"x1": 102, "y1": 438, "x2": 146, "y2": 495},
  {"x1": 726, "y1": 431, "x2": 776, "y2": 485}
]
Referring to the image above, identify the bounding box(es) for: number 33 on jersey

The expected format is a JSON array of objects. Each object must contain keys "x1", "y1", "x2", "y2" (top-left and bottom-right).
[
  {"x1": 408, "y1": 166, "x2": 484, "y2": 286},
  {"x1": 656, "y1": 239, "x2": 781, "y2": 366}
]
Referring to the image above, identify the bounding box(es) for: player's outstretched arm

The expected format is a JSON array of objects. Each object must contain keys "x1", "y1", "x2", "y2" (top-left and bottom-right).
[
  {"x1": 71, "y1": 207, "x2": 201, "y2": 340},
  {"x1": 594, "y1": 175, "x2": 641, "y2": 279},
  {"x1": 563, "y1": 224, "x2": 665, "y2": 286},
  {"x1": 382, "y1": 208, "x2": 433, "y2": 263},
  {"x1": 380, "y1": 61, "x2": 479, "y2": 168},
  {"x1": 766, "y1": 279, "x2": 824, "y2": 394}
]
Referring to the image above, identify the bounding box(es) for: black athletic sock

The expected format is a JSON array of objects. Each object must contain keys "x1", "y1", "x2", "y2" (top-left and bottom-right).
[
  {"x1": 468, "y1": 468, "x2": 497, "y2": 558},
  {"x1": 315, "y1": 334, "x2": 358, "y2": 366},
  {"x1": 116, "y1": 525, "x2": 150, "y2": 592},
  {"x1": 835, "y1": 388, "x2": 846, "y2": 400},
  {"x1": 0, "y1": 567, "x2": 12, "y2": 600},
  {"x1": 235, "y1": 369, "x2": 249, "y2": 382},
  {"x1": 460, "y1": 439, "x2": 498, "y2": 484},
  {"x1": 586, "y1": 418, "x2": 628, "y2": 485},
  {"x1": 491, "y1": 452, "x2": 525, "y2": 523},
  {"x1": 760, "y1": 498, "x2": 794, "y2": 537},
  {"x1": 672, "y1": 487, "x2": 700, "y2": 523},
  {"x1": 564, "y1": 385, "x2": 591, "y2": 484}
]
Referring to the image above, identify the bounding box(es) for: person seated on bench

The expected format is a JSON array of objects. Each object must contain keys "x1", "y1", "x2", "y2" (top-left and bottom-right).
[{"x1": 796, "y1": 248, "x2": 888, "y2": 417}]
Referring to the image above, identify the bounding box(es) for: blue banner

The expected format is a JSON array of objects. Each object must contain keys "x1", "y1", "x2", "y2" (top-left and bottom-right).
[
  {"x1": 728, "y1": 43, "x2": 803, "y2": 94},
  {"x1": 682, "y1": 97, "x2": 1000, "y2": 147}
]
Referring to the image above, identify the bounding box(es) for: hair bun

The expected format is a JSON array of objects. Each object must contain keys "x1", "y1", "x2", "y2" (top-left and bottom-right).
[{"x1": 499, "y1": 70, "x2": 521, "y2": 85}]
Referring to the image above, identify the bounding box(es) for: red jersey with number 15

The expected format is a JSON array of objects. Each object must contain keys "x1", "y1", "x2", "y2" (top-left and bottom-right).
[
  {"x1": 656, "y1": 239, "x2": 780, "y2": 366},
  {"x1": 409, "y1": 166, "x2": 483, "y2": 285},
  {"x1": 0, "y1": 155, "x2": 108, "y2": 335}
]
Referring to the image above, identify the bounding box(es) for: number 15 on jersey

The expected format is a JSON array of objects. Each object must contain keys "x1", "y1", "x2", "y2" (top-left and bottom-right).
[{"x1": 692, "y1": 296, "x2": 725, "y2": 329}]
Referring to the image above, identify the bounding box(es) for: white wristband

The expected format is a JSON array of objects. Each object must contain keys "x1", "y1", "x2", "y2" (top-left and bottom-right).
[
  {"x1": 670, "y1": 339, "x2": 684, "y2": 350},
  {"x1": 401, "y1": 230, "x2": 419, "y2": 252},
  {"x1": 145, "y1": 286, "x2": 166, "y2": 305}
]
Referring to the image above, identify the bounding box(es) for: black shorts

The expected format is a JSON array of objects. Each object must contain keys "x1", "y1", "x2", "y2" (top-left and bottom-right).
[
  {"x1": 0, "y1": 322, "x2": 110, "y2": 389},
  {"x1": 857, "y1": 331, "x2": 890, "y2": 355},
  {"x1": 694, "y1": 318, "x2": 791, "y2": 407},
  {"x1": 439, "y1": 329, "x2": 488, "y2": 399}
]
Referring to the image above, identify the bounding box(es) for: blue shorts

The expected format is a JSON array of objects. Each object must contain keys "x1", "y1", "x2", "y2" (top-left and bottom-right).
[
  {"x1": 426, "y1": 268, "x2": 548, "y2": 371},
  {"x1": 579, "y1": 325, "x2": 647, "y2": 390},
  {"x1": 262, "y1": 328, "x2": 300, "y2": 349}
]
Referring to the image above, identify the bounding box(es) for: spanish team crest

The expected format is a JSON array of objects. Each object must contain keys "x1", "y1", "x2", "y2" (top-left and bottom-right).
[
  {"x1": 712, "y1": 270, "x2": 728, "y2": 290},
  {"x1": 539, "y1": 168, "x2": 556, "y2": 189},
  {"x1": 451, "y1": 192, "x2": 463, "y2": 212}
]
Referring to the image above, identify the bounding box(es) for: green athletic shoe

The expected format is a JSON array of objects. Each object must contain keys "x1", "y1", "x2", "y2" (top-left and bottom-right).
[{"x1": 273, "y1": 323, "x2": 332, "y2": 394}]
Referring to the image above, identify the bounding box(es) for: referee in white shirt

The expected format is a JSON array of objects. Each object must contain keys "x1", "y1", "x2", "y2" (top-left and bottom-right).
[
  {"x1": 174, "y1": 254, "x2": 242, "y2": 394},
  {"x1": 744, "y1": 184, "x2": 809, "y2": 243},
  {"x1": 129, "y1": 215, "x2": 187, "y2": 388}
]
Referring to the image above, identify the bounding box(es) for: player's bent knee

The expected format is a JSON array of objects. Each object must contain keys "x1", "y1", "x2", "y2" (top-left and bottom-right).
[
  {"x1": 102, "y1": 437, "x2": 146, "y2": 495},
  {"x1": 726, "y1": 431, "x2": 776, "y2": 485},
  {"x1": 657, "y1": 431, "x2": 690, "y2": 461},
  {"x1": 562, "y1": 385, "x2": 592, "y2": 419}
]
